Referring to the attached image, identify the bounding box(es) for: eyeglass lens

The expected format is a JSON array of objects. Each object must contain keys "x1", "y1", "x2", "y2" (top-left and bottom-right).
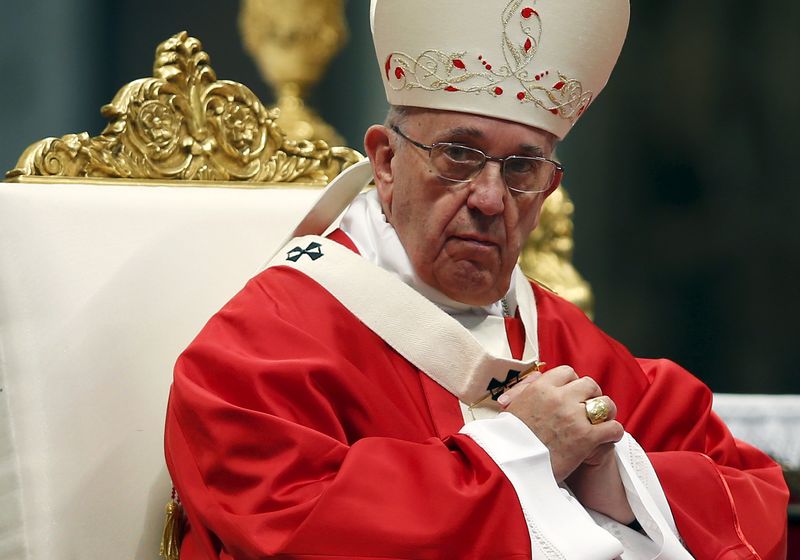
[{"x1": 430, "y1": 144, "x2": 555, "y2": 193}]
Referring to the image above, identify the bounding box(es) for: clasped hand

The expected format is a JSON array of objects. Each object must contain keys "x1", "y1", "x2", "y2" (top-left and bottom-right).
[{"x1": 500, "y1": 365, "x2": 635, "y2": 524}]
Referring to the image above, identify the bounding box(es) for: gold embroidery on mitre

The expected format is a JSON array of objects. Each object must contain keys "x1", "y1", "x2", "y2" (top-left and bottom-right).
[{"x1": 384, "y1": 0, "x2": 593, "y2": 122}]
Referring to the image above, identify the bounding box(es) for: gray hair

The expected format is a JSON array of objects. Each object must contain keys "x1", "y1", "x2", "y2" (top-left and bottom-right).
[{"x1": 384, "y1": 105, "x2": 421, "y2": 129}]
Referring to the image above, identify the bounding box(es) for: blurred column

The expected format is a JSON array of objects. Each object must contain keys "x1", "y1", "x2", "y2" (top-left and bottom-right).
[{"x1": 0, "y1": 0, "x2": 106, "y2": 173}]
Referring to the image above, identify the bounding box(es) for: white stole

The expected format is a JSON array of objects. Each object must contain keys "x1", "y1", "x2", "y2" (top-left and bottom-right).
[
  {"x1": 267, "y1": 235, "x2": 540, "y2": 405},
  {"x1": 265, "y1": 235, "x2": 692, "y2": 560}
]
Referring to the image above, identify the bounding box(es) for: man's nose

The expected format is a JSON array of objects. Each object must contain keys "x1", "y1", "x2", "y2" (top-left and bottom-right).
[{"x1": 466, "y1": 161, "x2": 506, "y2": 216}]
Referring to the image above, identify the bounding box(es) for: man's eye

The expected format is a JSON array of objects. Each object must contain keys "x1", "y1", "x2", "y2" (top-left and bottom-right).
[
  {"x1": 505, "y1": 158, "x2": 538, "y2": 174},
  {"x1": 442, "y1": 145, "x2": 478, "y2": 163}
]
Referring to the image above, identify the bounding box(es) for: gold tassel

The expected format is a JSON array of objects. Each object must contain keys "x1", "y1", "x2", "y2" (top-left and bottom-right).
[{"x1": 160, "y1": 498, "x2": 184, "y2": 560}]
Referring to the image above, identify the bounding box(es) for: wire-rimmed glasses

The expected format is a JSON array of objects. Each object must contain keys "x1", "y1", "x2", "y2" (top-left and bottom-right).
[{"x1": 391, "y1": 125, "x2": 563, "y2": 194}]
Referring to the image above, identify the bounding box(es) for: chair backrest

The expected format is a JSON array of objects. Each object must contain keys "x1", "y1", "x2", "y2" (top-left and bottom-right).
[
  {"x1": 0, "y1": 181, "x2": 343, "y2": 559},
  {"x1": 0, "y1": 32, "x2": 359, "y2": 560}
]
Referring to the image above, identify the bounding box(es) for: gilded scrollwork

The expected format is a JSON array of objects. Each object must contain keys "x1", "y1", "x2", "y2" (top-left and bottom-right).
[{"x1": 6, "y1": 32, "x2": 361, "y2": 184}]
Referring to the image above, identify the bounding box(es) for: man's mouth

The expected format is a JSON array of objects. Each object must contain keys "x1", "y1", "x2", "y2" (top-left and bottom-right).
[{"x1": 451, "y1": 235, "x2": 499, "y2": 248}]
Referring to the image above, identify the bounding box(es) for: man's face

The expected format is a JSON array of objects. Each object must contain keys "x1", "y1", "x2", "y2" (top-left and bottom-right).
[{"x1": 366, "y1": 109, "x2": 558, "y2": 306}]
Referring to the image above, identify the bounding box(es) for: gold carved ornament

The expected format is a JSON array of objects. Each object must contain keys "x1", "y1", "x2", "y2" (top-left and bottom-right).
[
  {"x1": 521, "y1": 185, "x2": 594, "y2": 317},
  {"x1": 5, "y1": 31, "x2": 361, "y2": 185},
  {"x1": 239, "y1": 0, "x2": 348, "y2": 145}
]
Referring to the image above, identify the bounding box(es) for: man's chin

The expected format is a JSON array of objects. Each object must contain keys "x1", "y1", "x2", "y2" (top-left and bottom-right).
[{"x1": 433, "y1": 264, "x2": 511, "y2": 307}]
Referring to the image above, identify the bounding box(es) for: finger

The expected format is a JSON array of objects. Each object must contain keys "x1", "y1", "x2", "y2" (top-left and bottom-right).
[
  {"x1": 497, "y1": 374, "x2": 536, "y2": 406},
  {"x1": 579, "y1": 442, "x2": 617, "y2": 468},
  {"x1": 565, "y1": 376, "x2": 602, "y2": 401},
  {"x1": 591, "y1": 419, "x2": 625, "y2": 445},
  {"x1": 538, "y1": 365, "x2": 578, "y2": 387},
  {"x1": 499, "y1": 364, "x2": 569, "y2": 406}
]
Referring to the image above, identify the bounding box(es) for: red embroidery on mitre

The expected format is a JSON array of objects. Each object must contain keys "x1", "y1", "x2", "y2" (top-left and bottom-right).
[{"x1": 383, "y1": 0, "x2": 593, "y2": 124}]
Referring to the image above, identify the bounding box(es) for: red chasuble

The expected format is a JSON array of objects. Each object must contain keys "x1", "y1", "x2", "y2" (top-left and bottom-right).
[{"x1": 165, "y1": 231, "x2": 788, "y2": 559}]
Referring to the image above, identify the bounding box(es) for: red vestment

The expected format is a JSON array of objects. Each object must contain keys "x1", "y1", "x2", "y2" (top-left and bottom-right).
[{"x1": 165, "y1": 231, "x2": 788, "y2": 559}]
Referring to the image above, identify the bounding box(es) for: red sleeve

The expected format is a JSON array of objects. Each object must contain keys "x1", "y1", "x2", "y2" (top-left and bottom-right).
[
  {"x1": 165, "y1": 270, "x2": 532, "y2": 560},
  {"x1": 533, "y1": 285, "x2": 788, "y2": 560},
  {"x1": 630, "y1": 358, "x2": 788, "y2": 560}
]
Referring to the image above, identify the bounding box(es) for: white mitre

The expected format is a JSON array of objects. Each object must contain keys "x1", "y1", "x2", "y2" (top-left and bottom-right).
[{"x1": 371, "y1": 0, "x2": 630, "y2": 139}]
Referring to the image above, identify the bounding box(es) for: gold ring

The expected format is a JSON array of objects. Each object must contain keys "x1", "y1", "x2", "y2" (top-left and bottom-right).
[{"x1": 584, "y1": 397, "x2": 610, "y2": 425}]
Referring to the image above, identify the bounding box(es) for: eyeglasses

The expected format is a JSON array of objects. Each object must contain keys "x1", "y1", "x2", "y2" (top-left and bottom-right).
[{"x1": 391, "y1": 126, "x2": 563, "y2": 195}]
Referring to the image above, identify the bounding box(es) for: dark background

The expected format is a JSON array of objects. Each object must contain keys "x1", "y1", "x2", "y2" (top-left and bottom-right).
[{"x1": 2, "y1": 1, "x2": 798, "y2": 393}]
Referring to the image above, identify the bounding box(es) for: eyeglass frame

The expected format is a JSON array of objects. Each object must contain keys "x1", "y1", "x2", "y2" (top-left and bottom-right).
[{"x1": 390, "y1": 125, "x2": 563, "y2": 195}]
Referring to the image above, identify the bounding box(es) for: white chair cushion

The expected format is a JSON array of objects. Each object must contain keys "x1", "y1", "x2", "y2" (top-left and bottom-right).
[{"x1": 0, "y1": 181, "x2": 322, "y2": 559}]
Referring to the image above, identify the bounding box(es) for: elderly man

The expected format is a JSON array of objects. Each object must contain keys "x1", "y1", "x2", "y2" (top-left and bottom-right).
[{"x1": 164, "y1": 1, "x2": 788, "y2": 558}]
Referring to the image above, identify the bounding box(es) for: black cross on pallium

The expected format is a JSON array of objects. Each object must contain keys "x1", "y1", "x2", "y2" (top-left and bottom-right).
[
  {"x1": 287, "y1": 242, "x2": 324, "y2": 262},
  {"x1": 486, "y1": 369, "x2": 523, "y2": 401}
]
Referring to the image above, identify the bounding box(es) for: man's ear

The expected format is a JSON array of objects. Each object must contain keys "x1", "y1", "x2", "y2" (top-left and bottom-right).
[{"x1": 364, "y1": 125, "x2": 395, "y2": 216}]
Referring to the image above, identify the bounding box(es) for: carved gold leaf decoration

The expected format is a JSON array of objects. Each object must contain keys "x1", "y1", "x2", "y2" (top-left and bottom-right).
[
  {"x1": 521, "y1": 187, "x2": 594, "y2": 317},
  {"x1": 6, "y1": 32, "x2": 361, "y2": 184}
]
